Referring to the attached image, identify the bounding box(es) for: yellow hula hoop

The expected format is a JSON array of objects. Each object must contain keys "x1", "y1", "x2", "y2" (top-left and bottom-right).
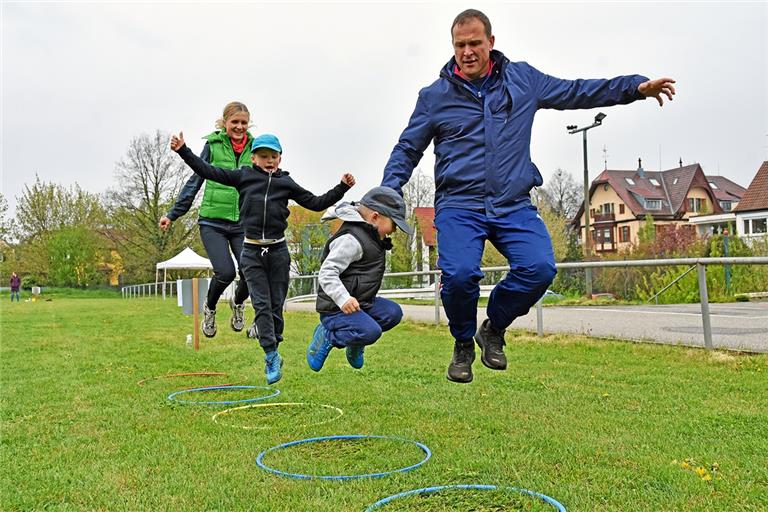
[{"x1": 212, "y1": 402, "x2": 344, "y2": 430}]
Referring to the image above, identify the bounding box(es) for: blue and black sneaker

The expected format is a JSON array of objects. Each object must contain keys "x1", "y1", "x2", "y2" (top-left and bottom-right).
[
  {"x1": 264, "y1": 351, "x2": 283, "y2": 385},
  {"x1": 345, "y1": 345, "x2": 365, "y2": 369},
  {"x1": 307, "y1": 324, "x2": 333, "y2": 372}
]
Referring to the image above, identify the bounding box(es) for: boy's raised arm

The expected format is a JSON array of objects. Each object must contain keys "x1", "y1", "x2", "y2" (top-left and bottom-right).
[
  {"x1": 170, "y1": 131, "x2": 242, "y2": 188},
  {"x1": 291, "y1": 173, "x2": 354, "y2": 211}
]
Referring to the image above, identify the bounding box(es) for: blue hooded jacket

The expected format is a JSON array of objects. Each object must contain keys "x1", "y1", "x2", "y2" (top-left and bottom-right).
[{"x1": 382, "y1": 50, "x2": 648, "y2": 217}]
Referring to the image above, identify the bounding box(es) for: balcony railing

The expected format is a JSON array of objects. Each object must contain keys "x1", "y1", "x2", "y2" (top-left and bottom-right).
[{"x1": 592, "y1": 212, "x2": 615, "y2": 223}]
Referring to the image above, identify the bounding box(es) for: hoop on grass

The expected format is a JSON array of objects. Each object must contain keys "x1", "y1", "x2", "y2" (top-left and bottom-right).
[
  {"x1": 255, "y1": 434, "x2": 431, "y2": 480},
  {"x1": 212, "y1": 402, "x2": 344, "y2": 430},
  {"x1": 364, "y1": 484, "x2": 567, "y2": 511},
  {"x1": 167, "y1": 385, "x2": 280, "y2": 405}
]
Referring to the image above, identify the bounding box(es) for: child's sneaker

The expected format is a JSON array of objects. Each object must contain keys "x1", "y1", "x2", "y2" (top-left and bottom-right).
[
  {"x1": 307, "y1": 324, "x2": 333, "y2": 372},
  {"x1": 201, "y1": 304, "x2": 217, "y2": 338},
  {"x1": 264, "y1": 351, "x2": 283, "y2": 385},
  {"x1": 345, "y1": 346, "x2": 365, "y2": 369},
  {"x1": 229, "y1": 298, "x2": 245, "y2": 332}
]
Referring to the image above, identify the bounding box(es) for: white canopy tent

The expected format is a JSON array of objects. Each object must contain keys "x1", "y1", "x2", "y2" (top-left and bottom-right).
[{"x1": 155, "y1": 247, "x2": 213, "y2": 299}]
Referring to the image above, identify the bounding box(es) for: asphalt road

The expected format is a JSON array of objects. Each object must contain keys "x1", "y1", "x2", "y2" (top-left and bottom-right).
[{"x1": 286, "y1": 301, "x2": 768, "y2": 353}]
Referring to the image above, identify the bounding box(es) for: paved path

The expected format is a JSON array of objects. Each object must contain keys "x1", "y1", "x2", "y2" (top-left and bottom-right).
[{"x1": 286, "y1": 301, "x2": 768, "y2": 353}]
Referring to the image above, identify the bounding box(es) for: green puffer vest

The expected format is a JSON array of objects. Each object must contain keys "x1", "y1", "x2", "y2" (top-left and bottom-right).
[{"x1": 199, "y1": 130, "x2": 253, "y2": 221}]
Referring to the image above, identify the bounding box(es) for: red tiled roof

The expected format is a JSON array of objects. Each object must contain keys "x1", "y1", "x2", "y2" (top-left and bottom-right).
[
  {"x1": 706, "y1": 175, "x2": 746, "y2": 202},
  {"x1": 413, "y1": 207, "x2": 436, "y2": 246},
  {"x1": 733, "y1": 161, "x2": 768, "y2": 212}
]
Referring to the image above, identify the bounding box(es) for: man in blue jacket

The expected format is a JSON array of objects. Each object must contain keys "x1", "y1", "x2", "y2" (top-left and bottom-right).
[{"x1": 382, "y1": 9, "x2": 675, "y2": 383}]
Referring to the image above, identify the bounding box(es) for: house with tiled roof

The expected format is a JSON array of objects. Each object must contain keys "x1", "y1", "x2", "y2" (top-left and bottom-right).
[
  {"x1": 733, "y1": 161, "x2": 768, "y2": 243},
  {"x1": 572, "y1": 160, "x2": 745, "y2": 253}
]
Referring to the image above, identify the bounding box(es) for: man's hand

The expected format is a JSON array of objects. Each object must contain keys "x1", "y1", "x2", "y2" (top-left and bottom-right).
[
  {"x1": 170, "y1": 131, "x2": 185, "y2": 151},
  {"x1": 341, "y1": 297, "x2": 360, "y2": 314},
  {"x1": 638, "y1": 77, "x2": 676, "y2": 106},
  {"x1": 341, "y1": 173, "x2": 356, "y2": 187},
  {"x1": 159, "y1": 216, "x2": 172, "y2": 231}
]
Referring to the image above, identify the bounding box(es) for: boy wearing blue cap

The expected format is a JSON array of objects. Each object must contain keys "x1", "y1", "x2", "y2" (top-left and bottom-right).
[
  {"x1": 171, "y1": 131, "x2": 355, "y2": 384},
  {"x1": 307, "y1": 186, "x2": 409, "y2": 372}
]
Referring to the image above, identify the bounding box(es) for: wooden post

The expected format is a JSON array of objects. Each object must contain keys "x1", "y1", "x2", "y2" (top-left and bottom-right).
[{"x1": 192, "y1": 277, "x2": 200, "y2": 351}]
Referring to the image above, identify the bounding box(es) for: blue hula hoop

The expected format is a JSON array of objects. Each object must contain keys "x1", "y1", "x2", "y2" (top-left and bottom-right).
[
  {"x1": 255, "y1": 434, "x2": 431, "y2": 480},
  {"x1": 167, "y1": 385, "x2": 280, "y2": 405},
  {"x1": 365, "y1": 484, "x2": 567, "y2": 511}
]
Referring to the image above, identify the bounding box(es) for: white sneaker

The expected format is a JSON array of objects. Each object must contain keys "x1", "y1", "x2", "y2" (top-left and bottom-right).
[
  {"x1": 229, "y1": 298, "x2": 245, "y2": 332},
  {"x1": 246, "y1": 321, "x2": 259, "y2": 340},
  {"x1": 201, "y1": 304, "x2": 217, "y2": 338}
]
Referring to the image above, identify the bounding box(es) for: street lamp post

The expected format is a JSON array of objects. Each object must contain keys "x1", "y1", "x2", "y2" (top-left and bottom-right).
[{"x1": 567, "y1": 112, "x2": 607, "y2": 298}]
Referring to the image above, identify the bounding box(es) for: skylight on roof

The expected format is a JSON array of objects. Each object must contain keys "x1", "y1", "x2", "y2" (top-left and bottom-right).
[
  {"x1": 673, "y1": 178, "x2": 679, "y2": 185},
  {"x1": 709, "y1": 181, "x2": 719, "y2": 189},
  {"x1": 650, "y1": 178, "x2": 660, "y2": 186},
  {"x1": 625, "y1": 177, "x2": 635, "y2": 186}
]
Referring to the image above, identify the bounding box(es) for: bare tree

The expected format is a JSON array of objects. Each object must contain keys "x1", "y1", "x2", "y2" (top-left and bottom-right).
[
  {"x1": 0, "y1": 194, "x2": 15, "y2": 244},
  {"x1": 538, "y1": 168, "x2": 583, "y2": 220},
  {"x1": 401, "y1": 167, "x2": 435, "y2": 217},
  {"x1": 104, "y1": 130, "x2": 197, "y2": 281}
]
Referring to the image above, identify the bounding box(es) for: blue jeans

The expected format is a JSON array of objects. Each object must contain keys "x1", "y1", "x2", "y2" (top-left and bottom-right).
[
  {"x1": 320, "y1": 297, "x2": 403, "y2": 348},
  {"x1": 434, "y1": 206, "x2": 557, "y2": 341},
  {"x1": 10, "y1": 291, "x2": 20, "y2": 302}
]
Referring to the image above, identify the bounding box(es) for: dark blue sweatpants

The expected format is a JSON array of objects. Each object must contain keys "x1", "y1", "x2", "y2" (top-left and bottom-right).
[
  {"x1": 434, "y1": 206, "x2": 557, "y2": 342},
  {"x1": 320, "y1": 297, "x2": 403, "y2": 348}
]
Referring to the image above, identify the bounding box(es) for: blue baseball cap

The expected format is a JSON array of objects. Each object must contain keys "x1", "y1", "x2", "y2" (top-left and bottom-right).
[{"x1": 251, "y1": 133, "x2": 282, "y2": 153}]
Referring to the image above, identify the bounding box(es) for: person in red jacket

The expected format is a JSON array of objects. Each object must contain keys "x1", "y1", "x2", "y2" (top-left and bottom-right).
[{"x1": 10, "y1": 272, "x2": 21, "y2": 302}]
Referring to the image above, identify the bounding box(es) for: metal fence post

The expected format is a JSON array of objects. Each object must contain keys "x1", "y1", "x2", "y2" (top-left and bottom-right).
[
  {"x1": 536, "y1": 299, "x2": 544, "y2": 337},
  {"x1": 434, "y1": 273, "x2": 441, "y2": 325},
  {"x1": 696, "y1": 263, "x2": 714, "y2": 350}
]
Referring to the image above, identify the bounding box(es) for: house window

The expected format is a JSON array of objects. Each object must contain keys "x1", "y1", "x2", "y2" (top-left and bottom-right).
[
  {"x1": 603, "y1": 228, "x2": 612, "y2": 243},
  {"x1": 650, "y1": 178, "x2": 660, "y2": 186},
  {"x1": 687, "y1": 197, "x2": 706, "y2": 212},
  {"x1": 625, "y1": 177, "x2": 635, "y2": 186},
  {"x1": 719, "y1": 201, "x2": 732, "y2": 211},
  {"x1": 619, "y1": 226, "x2": 630, "y2": 242},
  {"x1": 619, "y1": 204, "x2": 625, "y2": 214},
  {"x1": 645, "y1": 199, "x2": 662, "y2": 210},
  {"x1": 753, "y1": 218, "x2": 767, "y2": 234},
  {"x1": 600, "y1": 203, "x2": 614, "y2": 214}
]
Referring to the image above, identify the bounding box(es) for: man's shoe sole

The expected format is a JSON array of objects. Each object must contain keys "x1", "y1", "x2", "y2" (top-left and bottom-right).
[{"x1": 446, "y1": 371, "x2": 473, "y2": 383}]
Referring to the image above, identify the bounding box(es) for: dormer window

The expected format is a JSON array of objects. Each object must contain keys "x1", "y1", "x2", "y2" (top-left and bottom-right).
[
  {"x1": 625, "y1": 177, "x2": 636, "y2": 186},
  {"x1": 719, "y1": 201, "x2": 732, "y2": 211},
  {"x1": 644, "y1": 199, "x2": 662, "y2": 210}
]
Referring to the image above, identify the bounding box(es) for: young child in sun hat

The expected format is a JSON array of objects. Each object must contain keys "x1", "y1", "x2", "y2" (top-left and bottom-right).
[
  {"x1": 307, "y1": 186, "x2": 411, "y2": 372},
  {"x1": 171, "y1": 131, "x2": 355, "y2": 384}
]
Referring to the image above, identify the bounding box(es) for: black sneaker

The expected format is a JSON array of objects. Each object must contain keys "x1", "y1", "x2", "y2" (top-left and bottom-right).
[
  {"x1": 446, "y1": 341, "x2": 475, "y2": 383},
  {"x1": 475, "y1": 319, "x2": 507, "y2": 370}
]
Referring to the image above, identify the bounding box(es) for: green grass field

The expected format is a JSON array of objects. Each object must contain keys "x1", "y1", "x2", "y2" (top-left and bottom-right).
[{"x1": 1, "y1": 297, "x2": 766, "y2": 511}]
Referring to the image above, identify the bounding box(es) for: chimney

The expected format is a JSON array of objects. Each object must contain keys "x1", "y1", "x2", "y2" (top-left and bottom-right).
[
  {"x1": 636, "y1": 157, "x2": 645, "y2": 178},
  {"x1": 679, "y1": 157, "x2": 683, "y2": 168}
]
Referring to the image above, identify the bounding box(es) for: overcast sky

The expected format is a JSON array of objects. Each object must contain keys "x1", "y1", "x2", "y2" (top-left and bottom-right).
[{"x1": 2, "y1": 1, "x2": 767, "y2": 218}]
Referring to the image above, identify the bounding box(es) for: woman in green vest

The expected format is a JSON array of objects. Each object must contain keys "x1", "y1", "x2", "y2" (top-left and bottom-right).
[{"x1": 159, "y1": 101, "x2": 253, "y2": 338}]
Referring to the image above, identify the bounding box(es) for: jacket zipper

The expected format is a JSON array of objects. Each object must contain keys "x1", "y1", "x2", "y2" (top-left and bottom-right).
[{"x1": 261, "y1": 172, "x2": 273, "y2": 240}]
